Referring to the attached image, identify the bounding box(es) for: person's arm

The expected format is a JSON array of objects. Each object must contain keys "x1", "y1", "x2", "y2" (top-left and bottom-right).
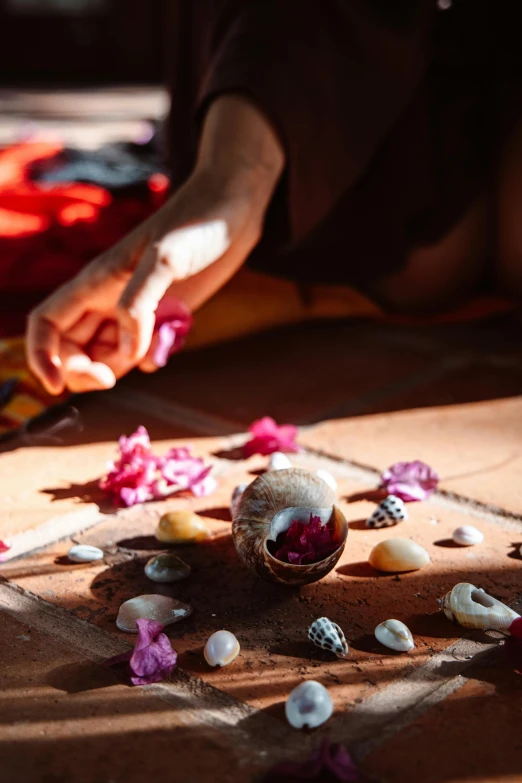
[{"x1": 26, "y1": 94, "x2": 284, "y2": 395}]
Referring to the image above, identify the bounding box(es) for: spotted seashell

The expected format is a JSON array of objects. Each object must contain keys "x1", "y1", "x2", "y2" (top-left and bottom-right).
[
  {"x1": 366, "y1": 495, "x2": 407, "y2": 528},
  {"x1": 116, "y1": 594, "x2": 193, "y2": 633},
  {"x1": 308, "y1": 617, "x2": 349, "y2": 658}
]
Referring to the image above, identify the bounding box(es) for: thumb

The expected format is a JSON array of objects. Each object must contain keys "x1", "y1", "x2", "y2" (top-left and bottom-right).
[{"x1": 117, "y1": 220, "x2": 229, "y2": 362}]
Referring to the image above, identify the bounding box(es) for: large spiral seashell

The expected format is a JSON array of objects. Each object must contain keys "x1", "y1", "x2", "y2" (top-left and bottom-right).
[
  {"x1": 438, "y1": 582, "x2": 520, "y2": 631},
  {"x1": 232, "y1": 468, "x2": 348, "y2": 585}
]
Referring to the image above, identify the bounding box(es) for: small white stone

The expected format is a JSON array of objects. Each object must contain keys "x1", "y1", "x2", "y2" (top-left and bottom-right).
[
  {"x1": 375, "y1": 619, "x2": 415, "y2": 652},
  {"x1": 268, "y1": 452, "x2": 293, "y2": 471},
  {"x1": 452, "y1": 526, "x2": 484, "y2": 547},
  {"x1": 204, "y1": 630, "x2": 240, "y2": 667},
  {"x1": 315, "y1": 469, "x2": 337, "y2": 492},
  {"x1": 68, "y1": 544, "x2": 104, "y2": 563},
  {"x1": 285, "y1": 681, "x2": 333, "y2": 729}
]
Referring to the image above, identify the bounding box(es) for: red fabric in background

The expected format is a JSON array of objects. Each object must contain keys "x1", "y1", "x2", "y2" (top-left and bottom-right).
[{"x1": 0, "y1": 141, "x2": 168, "y2": 337}]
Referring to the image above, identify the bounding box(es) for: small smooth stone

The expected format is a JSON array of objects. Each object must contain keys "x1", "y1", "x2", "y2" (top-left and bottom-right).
[
  {"x1": 375, "y1": 619, "x2": 415, "y2": 652},
  {"x1": 116, "y1": 594, "x2": 192, "y2": 633},
  {"x1": 285, "y1": 681, "x2": 333, "y2": 729},
  {"x1": 315, "y1": 469, "x2": 337, "y2": 492},
  {"x1": 369, "y1": 538, "x2": 430, "y2": 573},
  {"x1": 68, "y1": 544, "x2": 104, "y2": 563},
  {"x1": 268, "y1": 452, "x2": 293, "y2": 471},
  {"x1": 452, "y1": 525, "x2": 484, "y2": 547},
  {"x1": 156, "y1": 510, "x2": 210, "y2": 544},
  {"x1": 204, "y1": 630, "x2": 240, "y2": 667},
  {"x1": 230, "y1": 483, "x2": 249, "y2": 518},
  {"x1": 144, "y1": 553, "x2": 191, "y2": 583}
]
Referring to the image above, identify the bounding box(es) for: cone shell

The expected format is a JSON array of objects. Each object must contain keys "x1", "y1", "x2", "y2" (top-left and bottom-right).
[
  {"x1": 438, "y1": 582, "x2": 520, "y2": 631},
  {"x1": 232, "y1": 468, "x2": 348, "y2": 585}
]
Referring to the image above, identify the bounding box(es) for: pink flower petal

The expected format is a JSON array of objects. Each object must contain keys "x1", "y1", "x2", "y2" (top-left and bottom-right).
[
  {"x1": 105, "y1": 619, "x2": 177, "y2": 686},
  {"x1": 274, "y1": 515, "x2": 339, "y2": 565},
  {"x1": 381, "y1": 460, "x2": 439, "y2": 502},
  {"x1": 99, "y1": 427, "x2": 216, "y2": 506},
  {"x1": 0, "y1": 540, "x2": 10, "y2": 554},
  {"x1": 152, "y1": 298, "x2": 193, "y2": 367},
  {"x1": 265, "y1": 740, "x2": 364, "y2": 781},
  {"x1": 243, "y1": 416, "x2": 300, "y2": 457}
]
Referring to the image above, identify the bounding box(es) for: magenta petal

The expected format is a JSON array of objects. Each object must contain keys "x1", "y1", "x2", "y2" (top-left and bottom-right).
[
  {"x1": 265, "y1": 741, "x2": 364, "y2": 782},
  {"x1": 129, "y1": 619, "x2": 177, "y2": 685},
  {"x1": 243, "y1": 416, "x2": 300, "y2": 457},
  {"x1": 510, "y1": 618, "x2": 522, "y2": 640},
  {"x1": 152, "y1": 298, "x2": 193, "y2": 367},
  {"x1": 0, "y1": 540, "x2": 10, "y2": 554},
  {"x1": 381, "y1": 460, "x2": 439, "y2": 502}
]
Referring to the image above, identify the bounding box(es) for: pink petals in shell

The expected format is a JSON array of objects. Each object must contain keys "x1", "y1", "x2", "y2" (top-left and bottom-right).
[
  {"x1": 105, "y1": 619, "x2": 177, "y2": 686},
  {"x1": 0, "y1": 540, "x2": 10, "y2": 562},
  {"x1": 99, "y1": 426, "x2": 216, "y2": 507},
  {"x1": 243, "y1": 416, "x2": 300, "y2": 458},
  {"x1": 264, "y1": 739, "x2": 364, "y2": 782},
  {"x1": 274, "y1": 515, "x2": 338, "y2": 565},
  {"x1": 380, "y1": 460, "x2": 439, "y2": 502}
]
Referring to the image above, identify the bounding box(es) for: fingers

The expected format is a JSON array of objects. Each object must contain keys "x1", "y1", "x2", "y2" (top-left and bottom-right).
[
  {"x1": 59, "y1": 339, "x2": 116, "y2": 393},
  {"x1": 117, "y1": 221, "x2": 230, "y2": 362},
  {"x1": 26, "y1": 313, "x2": 64, "y2": 395}
]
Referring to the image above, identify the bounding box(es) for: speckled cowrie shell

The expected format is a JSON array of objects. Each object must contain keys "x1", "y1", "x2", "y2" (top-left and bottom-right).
[{"x1": 366, "y1": 495, "x2": 407, "y2": 528}]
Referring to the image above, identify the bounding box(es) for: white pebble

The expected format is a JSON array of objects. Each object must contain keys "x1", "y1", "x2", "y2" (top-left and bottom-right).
[
  {"x1": 68, "y1": 544, "x2": 104, "y2": 563},
  {"x1": 285, "y1": 681, "x2": 333, "y2": 729},
  {"x1": 204, "y1": 630, "x2": 240, "y2": 667},
  {"x1": 452, "y1": 526, "x2": 484, "y2": 547},
  {"x1": 315, "y1": 469, "x2": 337, "y2": 492},
  {"x1": 268, "y1": 452, "x2": 293, "y2": 471}
]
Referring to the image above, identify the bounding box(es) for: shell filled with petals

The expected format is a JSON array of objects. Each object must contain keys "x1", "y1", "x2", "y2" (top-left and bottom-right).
[{"x1": 232, "y1": 468, "x2": 348, "y2": 586}]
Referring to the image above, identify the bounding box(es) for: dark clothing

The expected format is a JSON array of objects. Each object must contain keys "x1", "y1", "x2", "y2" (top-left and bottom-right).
[{"x1": 168, "y1": 0, "x2": 522, "y2": 288}]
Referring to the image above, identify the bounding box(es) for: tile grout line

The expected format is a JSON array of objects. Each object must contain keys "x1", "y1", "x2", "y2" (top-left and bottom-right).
[{"x1": 0, "y1": 578, "x2": 302, "y2": 763}]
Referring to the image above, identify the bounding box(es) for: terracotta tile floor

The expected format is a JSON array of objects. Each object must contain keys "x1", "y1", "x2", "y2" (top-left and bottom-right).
[{"x1": 1, "y1": 313, "x2": 522, "y2": 782}]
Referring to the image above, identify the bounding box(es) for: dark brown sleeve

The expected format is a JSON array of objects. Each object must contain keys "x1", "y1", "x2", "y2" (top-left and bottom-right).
[{"x1": 198, "y1": 0, "x2": 434, "y2": 245}]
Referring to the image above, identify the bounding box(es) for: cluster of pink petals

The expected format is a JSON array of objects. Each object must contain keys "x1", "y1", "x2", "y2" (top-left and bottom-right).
[
  {"x1": 99, "y1": 426, "x2": 216, "y2": 507},
  {"x1": 505, "y1": 617, "x2": 522, "y2": 674},
  {"x1": 243, "y1": 416, "x2": 300, "y2": 458},
  {"x1": 274, "y1": 515, "x2": 338, "y2": 565},
  {"x1": 152, "y1": 297, "x2": 193, "y2": 368},
  {"x1": 105, "y1": 619, "x2": 177, "y2": 686},
  {"x1": 380, "y1": 460, "x2": 439, "y2": 502},
  {"x1": 265, "y1": 739, "x2": 363, "y2": 782}
]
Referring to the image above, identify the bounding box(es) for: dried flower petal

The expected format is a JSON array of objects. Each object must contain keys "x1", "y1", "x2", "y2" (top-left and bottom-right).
[
  {"x1": 243, "y1": 416, "x2": 300, "y2": 458},
  {"x1": 152, "y1": 298, "x2": 193, "y2": 368},
  {"x1": 0, "y1": 540, "x2": 11, "y2": 562},
  {"x1": 274, "y1": 515, "x2": 338, "y2": 565},
  {"x1": 381, "y1": 460, "x2": 439, "y2": 502},
  {"x1": 105, "y1": 618, "x2": 177, "y2": 686},
  {"x1": 99, "y1": 426, "x2": 216, "y2": 506},
  {"x1": 265, "y1": 740, "x2": 364, "y2": 782}
]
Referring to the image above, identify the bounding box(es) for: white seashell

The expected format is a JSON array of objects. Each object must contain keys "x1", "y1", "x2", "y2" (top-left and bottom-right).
[
  {"x1": 116, "y1": 594, "x2": 192, "y2": 633},
  {"x1": 369, "y1": 538, "x2": 430, "y2": 573},
  {"x1": 366, "y1": 495, "x2": 407, "y2": 529},
  {"x1": 375, "y1": 619, "x2": 415, "y2": 652},
  {"x1": 438, "y1": 582, "x2": 520, "y2": 631},
  {"x1": 231, "y1": 483, "x2": 249, "y2": 518},
  {"x1": 308, "y1": 617, "x2": 349, "y2": 658},
  {"x1": 285, "y1": 681, "x2": 333, "y2": 729},
  {"x1": 204, "y1": 630, "x2": 240, "y2": 667},
  {"x1": 68, "y1": 544, "x2": 104, "y2": 563},
  {"x1": 144, "y1": 553, "x2": 191, "y2": 583},
  {"x1": 268, "y1": 452, "x2": 293, "y2": 471},
  {"x1": 314, "y1": 469, "x2": 337, "y2": 492},
  {"x1": 451, "y1": 526, "x2": 484, "y2": 547}
]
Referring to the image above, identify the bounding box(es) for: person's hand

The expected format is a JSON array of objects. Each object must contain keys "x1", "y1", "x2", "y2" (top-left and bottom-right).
[{"x1": 26, "y1": 96, "x2": 285, "y2": 395}]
